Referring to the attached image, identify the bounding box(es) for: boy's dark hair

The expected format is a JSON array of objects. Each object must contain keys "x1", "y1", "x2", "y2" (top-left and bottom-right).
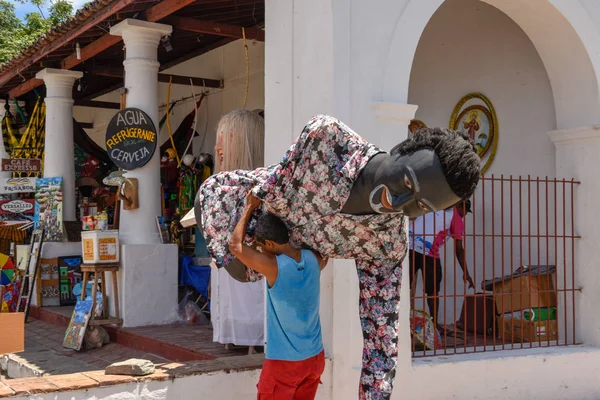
[
  {"x1": 390, "y1": 127, "x2": 480, "y2": 200},
  {"x1": 255, "y1": 212, "x2": 289, "y2": 244}
]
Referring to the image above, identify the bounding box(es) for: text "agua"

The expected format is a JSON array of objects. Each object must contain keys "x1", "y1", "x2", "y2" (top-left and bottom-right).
[{"x1": 116, "y1": 109, "x2": 149, "y2": 126}]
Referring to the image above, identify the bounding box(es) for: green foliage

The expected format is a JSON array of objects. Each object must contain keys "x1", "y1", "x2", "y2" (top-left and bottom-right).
[{"x1": 0, "y1": 0, "x2": 74, "y2": 65}]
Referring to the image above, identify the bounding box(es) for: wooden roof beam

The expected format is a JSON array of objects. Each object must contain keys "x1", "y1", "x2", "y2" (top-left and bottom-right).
[
  {"x1": 74, "y1": 100, "x2": 121, "y2": 109},
  {"x1": 91, "y1": 67, "x2": 223, "y2": 88},
  {"x1": 8, "y1": 79, "x2": 44, "y2": 99},
  {"x1": 0, "y1": 0, "x2": 135, "y2": 90},
  {"x1": 159, "y1": 37, "x2": 235, "y2": 72},
  {"x1": 10, "y1": 0, "x2": 201, "y2": 99},
  {"x1": 61, "y1": 0, "x2": 201, "y2": 71},
  {"x1": 164, "y1": 16, "x2": 265, "y2": 41}
]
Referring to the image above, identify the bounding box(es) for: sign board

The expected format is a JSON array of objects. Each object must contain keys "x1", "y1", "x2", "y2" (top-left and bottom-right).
[
  {"x1": 0, "y1": 313, "x2": 24, "y2": 354},
  {"x1": 34, "y1": 177, "x2": 63, "y2": 242},
  {"x1": 0, "y1": 199, "x2": 34, "y2": 214},
  {"x1": 1, "y1": 158, "x2": 41, "y2": 172},
  {"x1": 105, "y1": 108, "x2": 157, "y2": 170},
  {"x1": 0, "y1": 177, "x2": 36, "y2": 194}
]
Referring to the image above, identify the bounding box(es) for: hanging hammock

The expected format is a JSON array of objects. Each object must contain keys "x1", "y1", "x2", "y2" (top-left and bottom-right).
[
  {"x1": 1, "y1": 106, "x2": 20, "y2": 155},
  {"x1": 73, "y1": 119, "x2": 116, "y2": 180},
  {"x1": 159, "y1": 94, "x2": 206, "y2": 157},
  {"x1": 11, "y1": 99, "x2": 45, "y2": 178},
  {"x1": 73, "y1": 119, "x2": 113, "y2": 166}
]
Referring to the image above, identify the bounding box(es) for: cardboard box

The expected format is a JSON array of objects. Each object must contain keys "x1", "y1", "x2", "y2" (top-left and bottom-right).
[
  {"x1": 0, "y1": 312, "x2": 25, "y2": 354},
  {"x1": 488, "y1": 267, "x2": 557, "y2": 314},
  {"x1": 499, "y1": 315, "x2": 558, "y2": 343}
]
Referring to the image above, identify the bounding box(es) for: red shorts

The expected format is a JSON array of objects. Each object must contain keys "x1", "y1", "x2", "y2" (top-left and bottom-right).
[{"x1": 257, "y1": 350, "x2": 325, "y2": 400}]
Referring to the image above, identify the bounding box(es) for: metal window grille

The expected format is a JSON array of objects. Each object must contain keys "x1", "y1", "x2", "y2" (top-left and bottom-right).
[{"x1": 409, "y1": 175, "x2": 580, "y2": 357}]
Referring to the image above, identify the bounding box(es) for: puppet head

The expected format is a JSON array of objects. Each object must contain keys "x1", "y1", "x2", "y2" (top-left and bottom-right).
[{"x1": 368, "y1": 127, "x2": 480, "y2": 218}]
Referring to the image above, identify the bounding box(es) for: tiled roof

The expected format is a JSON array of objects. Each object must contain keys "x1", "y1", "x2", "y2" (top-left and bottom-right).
[{"x1": 0, "y1": 0, "x2": 117, "y2": 73}]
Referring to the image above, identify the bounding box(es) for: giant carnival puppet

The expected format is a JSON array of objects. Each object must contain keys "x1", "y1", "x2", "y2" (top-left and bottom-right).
[{"x1": 193, "y1": 114, "x2": 480, "y2": 399}]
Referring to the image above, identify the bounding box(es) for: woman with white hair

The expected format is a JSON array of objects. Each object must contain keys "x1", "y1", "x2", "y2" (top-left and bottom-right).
[{"x1": 210, "y1": 109, "x2": 265, "y2": 354}]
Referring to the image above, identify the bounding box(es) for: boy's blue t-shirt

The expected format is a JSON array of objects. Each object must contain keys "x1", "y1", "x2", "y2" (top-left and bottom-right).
[{"x1": 265, "y1": 249, "x2": 323, "y2": 361}]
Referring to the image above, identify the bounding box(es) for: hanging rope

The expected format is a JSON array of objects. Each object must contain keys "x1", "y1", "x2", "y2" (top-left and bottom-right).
[
  {"x1": 242, "y1": 27, "x2": 250, "y2": 109},
  {"x1": 159, "y1": 101, "x2": 177, "y2": 130},
  {"x1": 13, "y1": 99, "x2": 26, "y2": 125},
  {"x1": 165, "y1": 76, "x2": 181, "y2": 165},
  {"x1": 178, "y1": 80, "x2": 201, "y2": 168}
]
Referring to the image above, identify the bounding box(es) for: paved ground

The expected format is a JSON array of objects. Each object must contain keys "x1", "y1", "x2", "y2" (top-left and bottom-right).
[
  {"x1": 2, "y1": 304, "x2": 264, "y2": 382},
  {"x1": 41, "y1": 305, "x2": 261, "y2": 359},
  {"x1": 2, "y1": 319, "x2": 170, "y2": 378},
  {"x1": 124, "y1": 324, "x2": 256, "y2": 358}
]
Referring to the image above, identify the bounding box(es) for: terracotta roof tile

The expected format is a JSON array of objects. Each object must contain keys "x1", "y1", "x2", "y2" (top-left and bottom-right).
[{"x1": 0, "y1": 0, "x2": 116, "y2": 74}]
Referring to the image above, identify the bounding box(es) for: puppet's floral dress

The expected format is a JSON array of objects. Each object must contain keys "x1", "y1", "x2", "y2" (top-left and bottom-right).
[{"x1": 197, "y1": 115, "x2": 408, "y2": 400}]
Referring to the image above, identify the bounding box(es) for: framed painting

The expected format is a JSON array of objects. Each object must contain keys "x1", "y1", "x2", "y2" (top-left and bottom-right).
[
  {"x1": 34, "y1": 177, "x2": 64, "y2": 242},
  {"x1": 449, "y1": 93, "x2": 498, "y2": 174}
]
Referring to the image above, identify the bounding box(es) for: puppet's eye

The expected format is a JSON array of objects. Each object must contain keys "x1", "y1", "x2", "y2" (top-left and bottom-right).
[{"x1": 404, "y1": 175, "x2": 412, "y2": 190}]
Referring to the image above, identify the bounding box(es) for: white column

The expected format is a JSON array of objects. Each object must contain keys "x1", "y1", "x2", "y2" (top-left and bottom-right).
[
  {"x1": 110, "y1": 19, "x2": 172, "y2": 245},
  {"x1": 549, "y1": 126, "x2": 598, "y2": 345},
  {"x1": 36, "y1": 68, "x2": 82, "y2": 222}
]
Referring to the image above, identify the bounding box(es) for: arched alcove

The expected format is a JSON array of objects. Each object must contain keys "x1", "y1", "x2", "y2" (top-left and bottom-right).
[{"x1": 381, "y1": 0, "x2": 600, "y2": 130}]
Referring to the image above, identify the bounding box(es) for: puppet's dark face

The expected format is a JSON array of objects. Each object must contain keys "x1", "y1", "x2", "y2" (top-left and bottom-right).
[{"x1": 369, "y1": 148, "x2": 461, "y2": 217}]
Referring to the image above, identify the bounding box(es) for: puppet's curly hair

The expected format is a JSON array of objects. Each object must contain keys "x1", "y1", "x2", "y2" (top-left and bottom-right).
[{"x1": 391, "y1": 127, "x2": 480, "y2": 200}]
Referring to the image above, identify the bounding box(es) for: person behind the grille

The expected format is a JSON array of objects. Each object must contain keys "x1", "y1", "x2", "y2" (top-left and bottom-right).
[{"x1": 409, "y1": 199, "x2": 474, "y2": 328}]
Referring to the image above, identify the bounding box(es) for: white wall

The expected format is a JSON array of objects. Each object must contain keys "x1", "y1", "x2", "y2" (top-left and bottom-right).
[
  {"x1": 408, "y1": 0, "x2": 556, "y2": 178},
  {"x1": 407, "y1": 0, "x2": 559, "y2": 324},
  {"x1": 11, "y1": 360, "x2": 332, "y2": 400},
  {"x1": 262, "y1": 0, "x2": 600, "y2": 398},
  {"x1": 15, "y1": 347, "x2": 600, "y2": 400}
]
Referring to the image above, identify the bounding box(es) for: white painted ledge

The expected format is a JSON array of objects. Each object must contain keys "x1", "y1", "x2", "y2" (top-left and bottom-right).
[
  {"x1": 548, "y1": 125, "x2": 600, "y2": 144},
  {"x1": 110, "y1": 19, "x2": 172, "y2": 38},
  {"x1": 372, "y1": 101, "x2": 418, "y2": 125}
]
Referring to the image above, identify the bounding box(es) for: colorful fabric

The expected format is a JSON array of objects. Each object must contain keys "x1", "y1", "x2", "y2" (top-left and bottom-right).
[
  {"x1": 257, "y1": 350, "x2": 325, "y2": 400},
  {"x1": 197, "y1": 115, "x2": 408, "y2": 399},
  {"x1": 0, "y1": 270, "x2": 14, "y2": 286},
  {"x1": 409, "y1": 309, "x2": 443, "y2": 350},
  {"x1": 409, "y1": 209, "x2": 464, "y2": 258},
  {"x1": 0, "y1": 254, "x2": 16, "y2": 286},
  {"x1": 1, "y1": 280, "x2": 20, "y2": 313},
  {"x1": 0, "y1": 253, "x2": 14, "y2": 270}
]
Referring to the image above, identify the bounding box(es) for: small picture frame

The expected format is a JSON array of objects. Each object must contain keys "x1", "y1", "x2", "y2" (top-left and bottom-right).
[{"x1": 449, "y1": 92, "x2": 499, "y2": 174}]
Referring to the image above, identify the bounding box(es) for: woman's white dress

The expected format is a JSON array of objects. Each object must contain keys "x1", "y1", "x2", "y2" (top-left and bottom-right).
[{"x1": 211, "y1": 266, "x2": 265, "y2": 346}]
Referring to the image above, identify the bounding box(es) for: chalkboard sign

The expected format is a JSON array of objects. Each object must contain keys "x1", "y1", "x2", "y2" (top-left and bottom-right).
[{"x1": 105, "y1": 108, "x2": 157, "y2": 170}]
